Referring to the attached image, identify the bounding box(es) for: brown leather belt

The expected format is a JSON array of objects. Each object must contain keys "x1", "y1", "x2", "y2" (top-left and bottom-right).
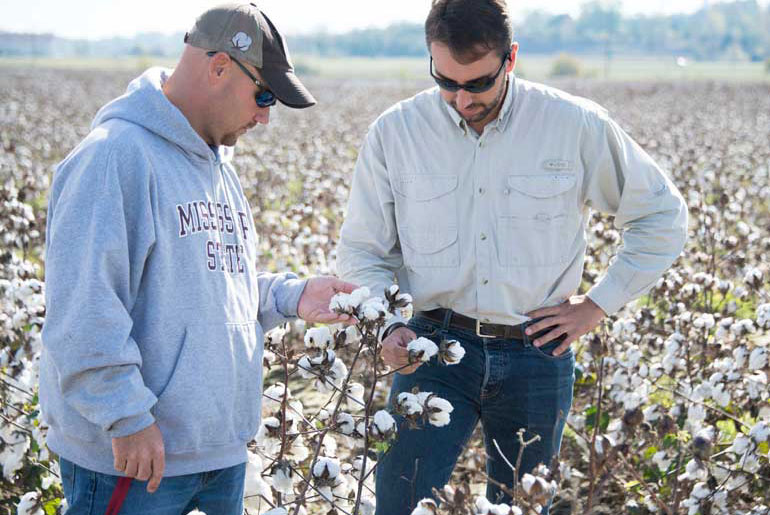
[{"x1": 419, "y1": 308, "x2": 527, "y2": 339}]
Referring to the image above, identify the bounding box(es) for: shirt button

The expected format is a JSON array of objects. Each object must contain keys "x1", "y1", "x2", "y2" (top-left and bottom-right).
[
  {"x1": 478, "y1": 187, "x2": 485, "y2": 195},
  {"x1": 503, "y1": 188, "x2": 510, "y2": 195},
  {"x1": 482, "y1": 279, "x2": 489, "y2": 285},
  {"x1": 480, "y1": 233, "x2": 487, "y2": 241}
]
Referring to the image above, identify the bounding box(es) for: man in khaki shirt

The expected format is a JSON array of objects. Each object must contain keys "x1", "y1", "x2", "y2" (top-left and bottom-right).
[{"x1": 337, "y1": 0, "x2": 688, "y2": 513}]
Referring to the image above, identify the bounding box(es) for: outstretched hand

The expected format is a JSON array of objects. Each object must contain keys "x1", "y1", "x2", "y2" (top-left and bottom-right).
[{"x1": 297, "y1": 276, "x2": 358, "y2": 324}]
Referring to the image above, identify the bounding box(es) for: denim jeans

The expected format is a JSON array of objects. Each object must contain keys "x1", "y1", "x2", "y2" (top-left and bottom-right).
[
  {"x1": 375, "y1": 313, "x2": 575, "y2": 515},
  {"x1": 59, "y1": 457, "x2": 245, "y2": 514}
]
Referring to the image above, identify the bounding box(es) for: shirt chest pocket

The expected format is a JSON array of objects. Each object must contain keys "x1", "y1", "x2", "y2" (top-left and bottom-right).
[
  {"x1": 394, "y1": 174, "x2": 459, "y2": 268},
  {"x1": 497, "y1": 173, "x2": 578, "y2": 267}
]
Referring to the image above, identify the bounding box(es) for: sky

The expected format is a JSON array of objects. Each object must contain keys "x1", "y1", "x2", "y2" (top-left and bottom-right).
[{"x1": 1, "y1": 0, "x2": 766, "y2": 40}]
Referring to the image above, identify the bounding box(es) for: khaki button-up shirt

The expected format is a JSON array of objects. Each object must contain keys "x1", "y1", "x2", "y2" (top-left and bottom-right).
[{"x1": 337, "y1": 75, "x2": 688, "y2": 328}]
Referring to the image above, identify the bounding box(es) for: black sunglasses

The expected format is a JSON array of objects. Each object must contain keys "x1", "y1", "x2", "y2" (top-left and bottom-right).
[
  {"x1": 430, "y1": 55, "x2": 509, "y2": 93},
  {"x1": 207, "y1": 51, "x2": 277, "y2": 108}
]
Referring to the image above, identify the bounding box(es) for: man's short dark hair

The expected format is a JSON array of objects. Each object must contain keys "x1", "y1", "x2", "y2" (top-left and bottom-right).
[{"x1": 425, "y1": 0, "x2": 513, "y2": 63}]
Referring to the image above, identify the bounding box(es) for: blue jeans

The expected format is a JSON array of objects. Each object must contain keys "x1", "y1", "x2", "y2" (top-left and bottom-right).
[
  {"x1": 59, "y1": 457, "x2": 245, "y2": 514},
  {"x1": 375, "y1": 314, "x2": 575, "y2": 515}
]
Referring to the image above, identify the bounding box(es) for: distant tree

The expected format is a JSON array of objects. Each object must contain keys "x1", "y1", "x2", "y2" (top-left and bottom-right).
[
  {"x1": 550, "y1": 53, "x2": 582, "y2": 77},
  {"x1": 576, "y1": 0, "x2": 622, "y2": 39}
]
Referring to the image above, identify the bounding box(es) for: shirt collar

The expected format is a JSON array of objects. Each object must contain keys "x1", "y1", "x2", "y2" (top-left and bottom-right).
[{"x1": 441, "y1": 72, "x2": 517, "y2": 135}]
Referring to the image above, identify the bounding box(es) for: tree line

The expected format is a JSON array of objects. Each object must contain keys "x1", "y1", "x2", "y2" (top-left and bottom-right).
[{"x1": 1, "y1": 0, "x2": 769, "y2": 61}]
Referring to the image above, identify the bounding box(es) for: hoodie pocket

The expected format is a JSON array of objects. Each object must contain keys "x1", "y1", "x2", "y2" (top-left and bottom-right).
[{"x1": 152, "y1": 320, "x2": 262, "y2": 454}]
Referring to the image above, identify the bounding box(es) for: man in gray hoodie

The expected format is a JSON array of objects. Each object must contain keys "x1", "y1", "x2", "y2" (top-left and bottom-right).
[{"x1": 40, "y1": 4, "x2": 354, "y2": 514}]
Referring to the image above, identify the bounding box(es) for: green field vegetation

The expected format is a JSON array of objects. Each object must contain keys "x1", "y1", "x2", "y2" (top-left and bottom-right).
[{"x1": 2, "y1": 53, "x2": 769, "y2": 82}]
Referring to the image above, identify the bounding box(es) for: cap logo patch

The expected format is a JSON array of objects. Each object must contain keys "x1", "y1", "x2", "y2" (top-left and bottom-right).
[{"x1": 231, "y1": 32, "x2": 252, "y2": 52}]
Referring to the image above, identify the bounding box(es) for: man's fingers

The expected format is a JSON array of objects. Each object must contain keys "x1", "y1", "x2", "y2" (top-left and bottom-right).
[
  {"x1": 383, "y1": 342, "x2": 413, "y2": 370},
  {"x1": 136, "y1": 457, "x2": 152, "y2": 482},
  {"x1": 526, "y1": 305, "x2": 563, "y2": 319},
  {"x1": 313, "y1": 311, "x2": 351, "y2": 324},
  {"x1": 525, "y1": 316, "x2": 561, "y2": 336},
  {"x1": 332, "y1": 279, "x2": 357, "y2": 294},
  {"x1": 147, "y1": 455, "x2": 165, "y2": 493},
  {"x1": 113, "y1": 457, "x2": 127, "y2": 472},
  {"x1": 124, "y1": 458, "x2": 139, "y2": 478},
  {"x1": 395, "y1": 329, "x2": 416, "y2": 347},
  {"x1": 533, "y1": 326, "x2": 567, "y2": 347},
  {"x1": 552, "y1": 338, "x2": 574, "y2": 357},
  {"x1": 394, "y1": 344, "x2": 411, "y2": 360}
]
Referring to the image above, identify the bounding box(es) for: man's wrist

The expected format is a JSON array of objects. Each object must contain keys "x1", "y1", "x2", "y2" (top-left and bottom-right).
[{"x1": 381, "y1": 322, "x2": 407, "y2": 341}]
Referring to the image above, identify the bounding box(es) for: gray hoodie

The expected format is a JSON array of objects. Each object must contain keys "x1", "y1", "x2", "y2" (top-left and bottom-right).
[{"x1": 40, "y1": 67, "x2": 306, "y2": 476}]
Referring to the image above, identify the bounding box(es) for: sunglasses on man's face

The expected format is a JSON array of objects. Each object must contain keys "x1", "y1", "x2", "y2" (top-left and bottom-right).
[
  {"x1": 207, "y1": 51, "x2": 277, "y2": 108},
  {"x1": 430, "y1": 55, "x2": 509, "y2": 94}
]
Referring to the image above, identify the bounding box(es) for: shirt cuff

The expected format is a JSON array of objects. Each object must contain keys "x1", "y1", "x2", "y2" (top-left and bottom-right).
[
  {"x1": 379, "y1": 313, "x2": 407, "y2": 341},
  {"x1": 586, "y1": 273, "x2": 630, "y2": 316},
  {"x1": 106, "y1": 411, "x2": 155, "y2": 438},
  {"x1": 276, "y1": 278, "x2": 308, "y2": 319}
]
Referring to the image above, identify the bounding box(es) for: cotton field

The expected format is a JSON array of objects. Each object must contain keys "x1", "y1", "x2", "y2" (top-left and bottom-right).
[{"x1": 1, "y1": 68, "x2": 769, "y2": 514}]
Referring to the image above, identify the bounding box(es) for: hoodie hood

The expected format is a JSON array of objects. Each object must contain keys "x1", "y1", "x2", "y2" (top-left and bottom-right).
[{"x1": 92, "y1": 67, "x2": 232, "y2": 164}]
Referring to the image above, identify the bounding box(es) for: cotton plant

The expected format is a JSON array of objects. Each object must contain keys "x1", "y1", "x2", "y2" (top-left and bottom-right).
[
  {"x1": 563, "y1": 241, "x2": 770, "y2": 514},
  {"x1": 15, "y1": 492, "x2": 43, "y2": 515},
  {"x1": 248, "y1": 285, "x2": 464, "y2": 514},
  {"x1": 393, "y1": 390, "x2": 455, "y2": 429},
  {"x1": 1, "y1": 185, "x2": 63, "y2": 512},
  {"x1": 418, "y1": 480, "x2": 536, "y2": 514},
  {"x1": 6, "y1": 78, "x2": 770, "y2": 515}
]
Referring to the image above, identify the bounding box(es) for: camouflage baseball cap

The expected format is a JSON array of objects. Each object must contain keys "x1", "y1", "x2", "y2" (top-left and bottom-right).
[{"x1": 184, "y1": 2, "x2": 316, "y2": 108}]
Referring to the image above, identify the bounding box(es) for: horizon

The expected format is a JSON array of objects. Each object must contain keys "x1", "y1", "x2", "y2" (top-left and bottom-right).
[{"x1": 3, "y1": 0, "x2": 766, "y2": 41}]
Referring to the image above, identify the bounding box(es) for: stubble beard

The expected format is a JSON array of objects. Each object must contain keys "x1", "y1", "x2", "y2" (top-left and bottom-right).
[{"x1": 452, "y1": 76, "x2": 508, "y2": 125}]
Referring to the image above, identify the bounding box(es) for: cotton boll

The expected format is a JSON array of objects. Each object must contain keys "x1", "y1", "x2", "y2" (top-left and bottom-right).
[
  {"x1": 407, "y1": 337, "x2": 438, "y2": 363},
  {"x1": 372, "y1": 409, "x2": 397, "y2": 438},
  {"x1": 396, "y1": 392, "x2": 424, "y2": 416},
  {"x1": 270, "y1": 462, "x2": 296, "y2": 495},
  {"x1": 16, "y1": 492, "x2": 43, "y2": 515},
  {"x1": 359, "y1": 495, "x2": 376, "y2": 515},
  {"x1": 439, "y1": 339, "x2": 465, "y2": 365},
  {"x1": 244, "y1": 451, "x2": 271, "y2": 502},
  {"x1": 263, "y1": 382, "x2": 292, "y2": 411},
  {"x1": 336, "y1": 412, "x2": 355, "y2": 435},
  {"x1": 425, "y1": 396, "x2": 454, "y2": 427},
  {"x1": 312, "y1": 457, "x2": 342, "y2": 502},
  {"x1": 304, "y1": 326, "x2": 333, "y2": 350},
  {"x1": 411, "y1": 498, "x2": 438, "y2": 514},
  {"x1": 749, "y1": 346, "x2": 768, "y2": 370},
  {"x1": 749, "y1": 421, "x2": 770, "y2": 442},
  {"x1": 345, "y1": 382, "x2": 366, "y2": 410}
]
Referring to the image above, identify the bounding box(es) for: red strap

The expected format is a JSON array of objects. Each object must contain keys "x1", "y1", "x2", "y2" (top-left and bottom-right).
[{"x1": 105, "y1": 477, "x2": 132, "y2": 515}]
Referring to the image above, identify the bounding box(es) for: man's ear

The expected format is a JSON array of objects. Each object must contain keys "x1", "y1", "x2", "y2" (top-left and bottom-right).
[
  {"x1": 507, "y1": 42, "x2": 519, "y2": 74},
  {"x1": 207, "y1": 52, "x2": 231, "y2": 83}
]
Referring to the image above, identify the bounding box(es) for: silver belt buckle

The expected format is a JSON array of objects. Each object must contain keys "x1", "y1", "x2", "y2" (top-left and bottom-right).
[{"x1": 476, "y1": 319, "x2": 496, "y2": 338}]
